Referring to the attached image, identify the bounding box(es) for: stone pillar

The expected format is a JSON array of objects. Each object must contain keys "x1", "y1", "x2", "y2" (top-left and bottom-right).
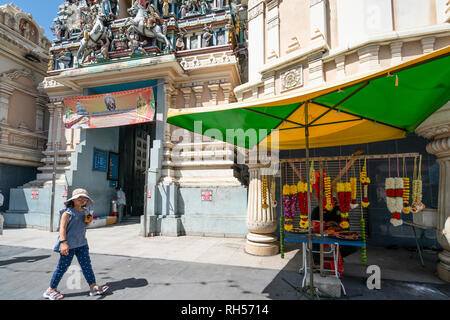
[
  {"x1": 248, "y1": 0, "x2": 265, "y2": 82},
  {"x1": 54, "y1": 102, "x2": 64, "y2": 148},
  {"x1": 0, "y1": 83, "x2": 13, "y2": 123},
  {"x1": 245, "y1": 164, "x2": 279, "y2": 256},
  {"x1": 46, "y1": 104, "x2": 56, "y2": 150},
  {"x1": 310, "y1": 0, "x2": 328, "y2": 43},
  {"x1": 266, "y1": 0, "x2": 280, "y2": 61},
  {"x1": 416, "y1": 102, "x2": 450, "y2": 283},
  {"x1": 35, "y1": 96, "x2": 47, "y2": 133}
]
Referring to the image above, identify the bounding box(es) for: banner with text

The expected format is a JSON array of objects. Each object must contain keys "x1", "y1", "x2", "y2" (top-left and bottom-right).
[{"x1": 63, "y1": 87, "x2": 155, "y2": 129}]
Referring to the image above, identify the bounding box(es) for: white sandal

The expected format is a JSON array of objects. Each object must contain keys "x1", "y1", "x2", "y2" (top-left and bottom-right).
[
  {"x1": 43, "y1": 289, "x2": 64, "y2": 300},
  {"x1": 89, "y1": 285, "x2": 109, "y2": 296}
]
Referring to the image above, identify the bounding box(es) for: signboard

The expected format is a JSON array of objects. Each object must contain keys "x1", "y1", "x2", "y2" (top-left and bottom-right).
[
  {"x1": 93, "y1": 148, "x2": 108, "y2": 172},
  {"x1": 201, "y1": 190, "x2": 213, "y2": 201},
  {"x1": 107, "y1": 152, "x2": 119, "y2": 181},
  {"x1": 31, "y1": 190, "x2": 39, "y2": 199},
  {"x1": 63, "y1": 87, "x2": 155, "y2": 129}
]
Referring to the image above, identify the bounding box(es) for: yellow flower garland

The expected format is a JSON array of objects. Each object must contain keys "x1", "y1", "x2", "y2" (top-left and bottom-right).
[
  {"x1": 324, "y1": 176, "x2": 333, "y2": 211},
  {"x1": 261, "y1": 178, "x2": 269, "y2": 209},
  {"x1": 402, "y1": 177, "x2": 411, "y2": 214}
]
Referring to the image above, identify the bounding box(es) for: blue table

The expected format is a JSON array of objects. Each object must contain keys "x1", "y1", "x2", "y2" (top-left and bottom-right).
[{"x1": 284, "y1": 231, "x2": 366, "y2": 247}]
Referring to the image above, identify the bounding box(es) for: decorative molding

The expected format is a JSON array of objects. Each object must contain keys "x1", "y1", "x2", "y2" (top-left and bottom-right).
[
  {"x1": 8, "y1": 133, "x2": 39, "y2": 149},
  {"x1": 280, "y1": 65, "x2": 303, "y2": 92},
  {"x1": 286, "y1": 36, "x2": 301, "y2": 54},
  {"x1": 421, "y1": 37, "x2": 436, "y2": 54},
  {"x1": 248, "y1": 1, "x2": 265, "y2": 21},
  {"x1": 426, "y1": 137, "x2": 450, "y2": 157},
  {"x1": 335, "y1": 55, "x2": 346, "y2": 79},
  {"x1": 390, "y1": 41, "x2": 403, "y2": 65},
  {"x1": 179, "y1": 51, "x2": 237, "y2": 70},
  {"x1": 1, "y1": 69, "x2": 32, "y2": 81}
]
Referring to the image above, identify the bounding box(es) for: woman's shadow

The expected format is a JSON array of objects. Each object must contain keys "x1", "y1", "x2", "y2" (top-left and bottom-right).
[{"x1": 63, "y1": 278, "x2": 148, "y2": 299}]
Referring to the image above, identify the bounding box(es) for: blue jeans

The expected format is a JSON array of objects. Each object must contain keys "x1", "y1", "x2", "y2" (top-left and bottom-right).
[{"x1": 50, "y1": 245, "x2": 96, "y2": 289}]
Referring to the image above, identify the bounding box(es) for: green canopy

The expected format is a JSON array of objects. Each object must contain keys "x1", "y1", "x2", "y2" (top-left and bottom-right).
[{"x1": 168, "y1": 45, "x2": 450, "y2": 150}]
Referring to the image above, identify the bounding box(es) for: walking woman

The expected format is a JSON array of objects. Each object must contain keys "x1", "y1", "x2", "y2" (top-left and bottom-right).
[{"x1": 43, "y1": 188, "x2": 109, "y2": 300}]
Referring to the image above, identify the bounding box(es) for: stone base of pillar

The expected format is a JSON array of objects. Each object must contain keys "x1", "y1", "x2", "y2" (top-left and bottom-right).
[
  {"x1": 245, "y1": 233, "x2": 279, "y2": 256},
  {"x1": 437, "y1": 250, "x2": 450, "y2": 283}
]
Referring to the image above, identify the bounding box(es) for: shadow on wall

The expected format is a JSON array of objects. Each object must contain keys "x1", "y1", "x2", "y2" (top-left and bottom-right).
[{"x1": 0, "y1": 164, "x2": 37, "y2": 211}]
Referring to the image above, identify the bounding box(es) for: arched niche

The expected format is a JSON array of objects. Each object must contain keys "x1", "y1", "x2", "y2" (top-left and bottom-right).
[{"x1": 18, "y1": 18, "x2": 39, "y2": 45}]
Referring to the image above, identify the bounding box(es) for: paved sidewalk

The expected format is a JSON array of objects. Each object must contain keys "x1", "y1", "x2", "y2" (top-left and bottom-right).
[
  {"x1": 0, "y1": 222, "x2": 300, "y2": 271},
  {"x1": 0, "y1": 223, "x2": 449, "y2": 300}
]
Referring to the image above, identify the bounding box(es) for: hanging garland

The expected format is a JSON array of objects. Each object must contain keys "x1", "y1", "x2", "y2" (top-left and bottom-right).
[
  {"x1": 350, "y1": 177, "x2": 358, "y2": 209},
  {"x1": 261, "y1": 177, "x2": 269, "y2": 210},
  {"x1": 358, "y1": 159, "x2": 367, "y2": 265},
  {"x1": 297, "y1": 181, "x2": 309, "y2": 229},
  {"x1": 411, "y1": 155, "x2": 425, "y2": 213},
  {"x1": 310, "y1": 160, "x2": 316, "y2": 185},
  {"x1": 324, "y1": 176, "x2": 334, "y2": 211},
  {"x1": 402, "y1": 158, "x2": 411, "y2": 214},
  {"x1": 337, "y1": 182, "x2": 351, "y2": 229},
  {"x1": 282, "y1": 164, "x2": 297, "y2": 232},
  {"x1": 271, "y1": 174, "x2": 277, "y2": 208},
  {"x1": 280, "y1": 169, "x2": 284, "y2": 259},
  {"x1": 386, "y1": 176, "x2": 404, "y2": 227},
  {"x1": 360, "y1": 158, "x2": 371, "y2": 208}
]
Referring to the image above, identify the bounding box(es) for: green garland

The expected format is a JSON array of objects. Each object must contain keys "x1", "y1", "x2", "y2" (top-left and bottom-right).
[
  {"x1": 360, "y1": 218, "x2": 367, "y2": 265},
  {"x1": 280, "y1": 171, "x2": 284, "y2": 259},
  {"x1": 280, "y1": 212, "x2": 284, "y2": 259}
]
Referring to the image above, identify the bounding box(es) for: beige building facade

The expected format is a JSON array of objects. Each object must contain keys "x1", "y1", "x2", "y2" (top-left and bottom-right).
[
  {"x1": 0, "y1": 4, "x2": 51, "y2": 211},
  {"x1": 238, "y1": 0, "x2": 450, "y2": 282}
]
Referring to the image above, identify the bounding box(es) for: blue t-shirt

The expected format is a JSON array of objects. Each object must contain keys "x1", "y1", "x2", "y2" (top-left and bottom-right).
[{"x1": 53, "y1": 207, "x2": 89, "y2": 252}]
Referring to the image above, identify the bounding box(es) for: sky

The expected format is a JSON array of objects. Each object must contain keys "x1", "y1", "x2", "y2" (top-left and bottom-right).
[{"x1": 0, "y1": 0, "x2": 63, "y2": 40}]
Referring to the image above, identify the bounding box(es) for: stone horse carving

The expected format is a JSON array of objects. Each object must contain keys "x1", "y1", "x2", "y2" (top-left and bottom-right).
[
  {"x1": 76, "y1": 13, "x2": 110, "y2": 65},
  {"x1": 126, "y1": 3, "x2": 174, "y2": 52}
]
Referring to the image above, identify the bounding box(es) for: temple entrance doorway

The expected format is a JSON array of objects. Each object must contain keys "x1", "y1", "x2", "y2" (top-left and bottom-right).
[{"x1": 118, "y1": 122, "x2": 155, "y2": 217}]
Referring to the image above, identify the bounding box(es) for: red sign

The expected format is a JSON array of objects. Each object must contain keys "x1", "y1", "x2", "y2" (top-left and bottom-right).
[
  {"x1": 147, "y1": 188, "x2": 152, "y2": 199},
  {"x1": 201, "y1": 190, "x2": 213, "y2": 201},
  {"x1": 31, "y1": 190, "x2": 39, "y2": 199}
]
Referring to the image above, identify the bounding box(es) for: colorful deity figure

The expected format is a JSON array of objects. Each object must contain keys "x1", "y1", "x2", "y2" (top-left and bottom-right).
[
  {"x1": 200, "y1": 0, "x2": 208, "y2": 14},
  {"x1": 127, "y1": 32, "x2": 147, "y2": 56},
  {"x1": 202, "y1": 24, "x2": 213, "y2": 47},
  {"x1": 179, "y1": 1, "x2": 188, "y2": 19},
  {"x1": 175, "y1": 33, "x2": 185, "y2": 51},
  {"x1": 188, "y1": 0, "x2": 200, "y2": 13},
  {"x1": 101, "y1": 0, "x2": 119, "y2": 20},
  {"x1": 159, "y1": 0, "x2": 171, "y2": 17}
]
